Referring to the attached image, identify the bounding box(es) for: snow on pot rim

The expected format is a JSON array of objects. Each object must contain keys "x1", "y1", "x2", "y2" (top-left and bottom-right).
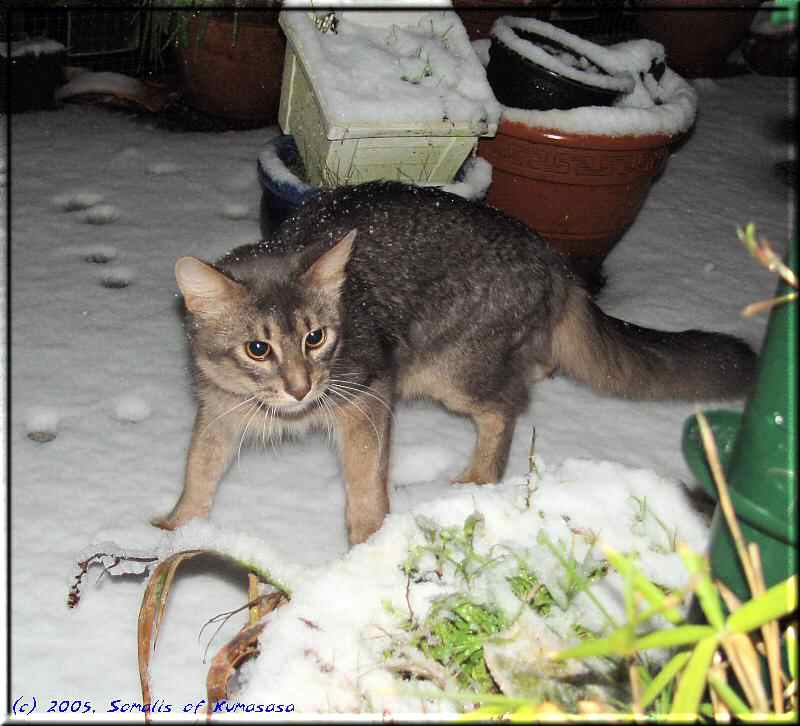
[
  {"x1": 488, "y1": 17, "x2": 698, "y2": 138},
  {"x1": 257, "y1": 134, "x2": 493, "y2": 228},
  {"x1": 490, "y1": 15, "x2": 637, "y2": 97}
]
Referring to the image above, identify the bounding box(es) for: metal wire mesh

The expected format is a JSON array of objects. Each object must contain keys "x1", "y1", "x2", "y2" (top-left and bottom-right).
[{"x1": 1, "y1": 8, "x2": 158, "y2": 77}]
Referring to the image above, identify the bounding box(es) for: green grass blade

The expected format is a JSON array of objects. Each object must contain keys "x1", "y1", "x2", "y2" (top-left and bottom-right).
[
  {"x1": 707, "y1": 671, "x2": 751, "y2": 716},
  {"x1": 726, "y1": 576, "x2": 797, "y2": 635},
  {"x1": 679, "y1": 544, "x2": 725, "y2": 631},
  {"x1": 554, "y1": 626, "x2": 636, "y2": 660},
  {"x1": 603, "y1": 545, "x2": 682, "y2": 624},
  {"x1": 640, "y1": 650, "x2": 692, "y2": 709},
  {"x1": 634, "y1": 624, "x2": 715, "y2": 651},
  {"x1": 670, "y1": 636, "x2": 718, "y2": 718}
]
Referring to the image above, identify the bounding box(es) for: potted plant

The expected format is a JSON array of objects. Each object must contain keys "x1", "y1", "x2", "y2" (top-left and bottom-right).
[
  {"x1": 742, "y1": 1, "x2": 797, "y2": 77},
  {"x1": 634, "y1": 0, "x2": 762, "y2": 78},
  {"x1": 144, "y1": 0, "x2": 285, "y2": 125},
  {"x1": 477, "y1": 15, "x2": 697, "y2": 287},
  {"x1": 256, "y1": 134, "x2": 493, "y2": 235},
  {"x1": 453, "y1": 0, "x2": 555, "y2": 41},
  {"x1": 276, "y1": 5, "x2": 500, "y2": 187},
  {"x1": 0, "y1": 3, "x2": 66, "y2": 113},
  {"x1": 0, "y1": 36, "x2": 66, "y2": 113}
]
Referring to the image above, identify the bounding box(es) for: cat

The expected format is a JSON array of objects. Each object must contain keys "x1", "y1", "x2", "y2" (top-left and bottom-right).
[{"x1": 152, "y1": 181, "x2": 756, "y2": 545}]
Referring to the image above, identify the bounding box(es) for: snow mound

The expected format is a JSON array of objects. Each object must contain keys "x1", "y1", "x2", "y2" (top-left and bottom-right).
[
  {"x1": 221, "y1": 457, "x2": 710, "y2": 713},
  {"x1": 113, "y1": 395, "x2": 152, "y2": 423}
]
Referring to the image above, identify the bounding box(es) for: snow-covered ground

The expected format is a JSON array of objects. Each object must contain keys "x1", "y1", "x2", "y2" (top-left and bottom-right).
[{"x1": 4, "y1": 70, "x2": 793, "y2": 717}]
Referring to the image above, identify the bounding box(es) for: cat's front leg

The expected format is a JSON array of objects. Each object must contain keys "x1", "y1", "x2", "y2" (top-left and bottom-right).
[
  {"x1": 334, "y1": 379, "x2": 394, "y2": 546},
  {"x1": 151, "y1": 406, "x2": 236, "y2": 530}
]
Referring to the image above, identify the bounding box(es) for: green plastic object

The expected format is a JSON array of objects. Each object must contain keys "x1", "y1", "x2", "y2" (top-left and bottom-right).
[
  {"x1": 682, "y1": 240, "x2": 797, "y2": 605},
  {"x1": 771, "y1": 0, "x2": 798, "y2": 27}
]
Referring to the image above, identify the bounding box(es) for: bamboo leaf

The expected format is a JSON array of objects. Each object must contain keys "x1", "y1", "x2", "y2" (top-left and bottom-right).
[
  {"x1": 786, "y1": 625, "x2": 797, "y2": 682},
  {"x1": 727, "y1": 577, "x2": 797, "y2": 635},
  {"x1": 670, "y1": 636, "x2": 718, "y2": 719},
  {"x1": 603, "y1": 545, "x2": 682, "y2": 624},
  {"x1": 634, "y1": 624, "x2": 715, "y2": 651},
  {"x1": 554, "y1": 626, "x2": 636, "y2": 660},
  {"x1": 721, "y1": 632, "x2": 769, "y2": 713},
  {"x1": 678, "y1": 543, "x2": 725, "y2": 631},
  {"x1": 737, "y1": 714, "x2": 800, "y2": 723},
  {"x1": 640, "y1": 650, "x2": 692, "y2": 710},
  {"x1": 708, "y1": 670, "x2": 751, "y2": 716}
]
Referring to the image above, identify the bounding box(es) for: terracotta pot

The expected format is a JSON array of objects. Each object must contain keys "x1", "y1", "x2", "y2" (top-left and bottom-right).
[
  {"x1": 176, "y1": 14, "x2": 285, "y2": 123},
  {"x1": 478, "y1": 118, "x2": 674, "y2": 279},
  {"x1": 636, "y1": 0, "x2": 761, "y2": 78},
  {"x1": 454, "y1": 0, "x2": 553, "y2": 41}
]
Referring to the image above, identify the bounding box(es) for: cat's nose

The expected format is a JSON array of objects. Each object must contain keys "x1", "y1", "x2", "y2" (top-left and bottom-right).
[{"x1": 286, "y1": 378, "x2": 311, "y2": 401}]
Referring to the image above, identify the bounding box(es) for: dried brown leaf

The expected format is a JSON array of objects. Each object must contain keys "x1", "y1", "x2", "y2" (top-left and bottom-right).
[
  {"x1": 721, "y1": 632, "x2": 768, "y2": 713},
  {"x1": 206, "y1": 622, "x2": 266, "y2": 717},
  {"x1": 137, "y1": 550, "x2": 203, "y2": 722}
]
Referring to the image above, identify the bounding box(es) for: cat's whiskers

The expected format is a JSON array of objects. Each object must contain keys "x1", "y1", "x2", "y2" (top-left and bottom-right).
[
  {"x1": 236, "y1": 399, "x2": 264, "y2": 467},
  {"x1": 327, "y1": 378, "x2": 394, "y2": 418},
  {"x1": 200, "y1": 394, "x2": 260, "y2": 436},
  {"x1": 259, "y1": 403, "x2": 274, "y2": 449},
  {"x1": 317, "y1": 393, "x2": 337, "y2": 444},
  {"x1": 325, "y1": 385, "x2": 384, "y2": 455}
]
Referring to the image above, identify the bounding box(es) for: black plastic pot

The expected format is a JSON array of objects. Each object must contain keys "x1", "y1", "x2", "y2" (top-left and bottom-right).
[
  {"x1": 487, "y1": 24, "x2": 630, "y2": 110},
  {"x1": 257, "y1": 135, "x2": 316, "y2": 237}
]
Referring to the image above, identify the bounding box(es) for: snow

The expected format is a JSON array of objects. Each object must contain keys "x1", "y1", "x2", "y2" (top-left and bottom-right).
[
  {"x1": 233, "y1": 458, "x2": 712, "y2": 712},
  {"x1": 112, "y1": 395, "x2": 152, "y2": 424},
  {"x1": 280, "y1": 5, "x2": 500, "y2": 133},
  {"x1": 258, "y1": 139, "x2": 490, "y2": 202},
  {"x1": 54, "y1": 72, "x2": 152, "y2": 105},
  {"x1": 4, "y1": 66, "x2": 792, "y2": 718},
  {"x1": 491, "y1": 17, "x2": 698, "y2": 137},
  {"x1": 491, "y1": 16, "x2": 639, "y2": 93},
  {"x1": 441, "y1": 156, "x2": 493, "y2": 201},
  {"x1": 0, "y1": 38, "x2": 65, "y2": 58}
]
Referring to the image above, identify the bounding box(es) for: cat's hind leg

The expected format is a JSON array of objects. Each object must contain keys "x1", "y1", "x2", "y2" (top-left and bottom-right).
[{"x1": 452, "y1": 407, "x2": 516, "y2": 485}]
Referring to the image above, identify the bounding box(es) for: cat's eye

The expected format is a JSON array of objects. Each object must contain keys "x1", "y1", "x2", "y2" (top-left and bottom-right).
[
  {"x1": 305, "y1": 328, "x2": 326, "y2": 350},
  {"x1": 245, "y1": 340, "x2": 271, "y2": 361}
]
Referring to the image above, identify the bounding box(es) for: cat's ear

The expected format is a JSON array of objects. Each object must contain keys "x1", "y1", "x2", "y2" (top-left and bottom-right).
[
  {"x1": 175, "y1": 257, "x2": 245, "y2": 314},
  {"x1": 301, "y1": 229, "x2": 356, "y2": 296}
]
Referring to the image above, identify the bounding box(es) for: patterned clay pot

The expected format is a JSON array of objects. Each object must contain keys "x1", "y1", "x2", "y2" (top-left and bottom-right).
[
  {"x1": 478, "y1": 118, "x2": 674, "y2": 283},
  {"x1": 176, "y1": 14, "x2": 285, "y2": 123}
]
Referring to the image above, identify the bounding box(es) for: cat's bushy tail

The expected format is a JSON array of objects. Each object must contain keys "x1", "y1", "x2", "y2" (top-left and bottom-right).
[{"x1": 551, "y1": 287, "x2": 757, "y2": 400}]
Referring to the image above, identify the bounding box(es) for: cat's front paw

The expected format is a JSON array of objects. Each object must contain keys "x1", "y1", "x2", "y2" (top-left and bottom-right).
[
  {"x1": 150, "y1": 514, "x2": 183, "y2": 530},
  {"x1": 150, "y1": 512, "x2": 202, "y2": 530},
  {"x1": 450, "y1": 468, "x2": 495, "y2": 486}
]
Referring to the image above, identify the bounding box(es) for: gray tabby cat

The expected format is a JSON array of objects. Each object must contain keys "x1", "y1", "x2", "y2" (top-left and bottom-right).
[{"x1": 153, "y1": 181, "x2": 755, "y2": 545}]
